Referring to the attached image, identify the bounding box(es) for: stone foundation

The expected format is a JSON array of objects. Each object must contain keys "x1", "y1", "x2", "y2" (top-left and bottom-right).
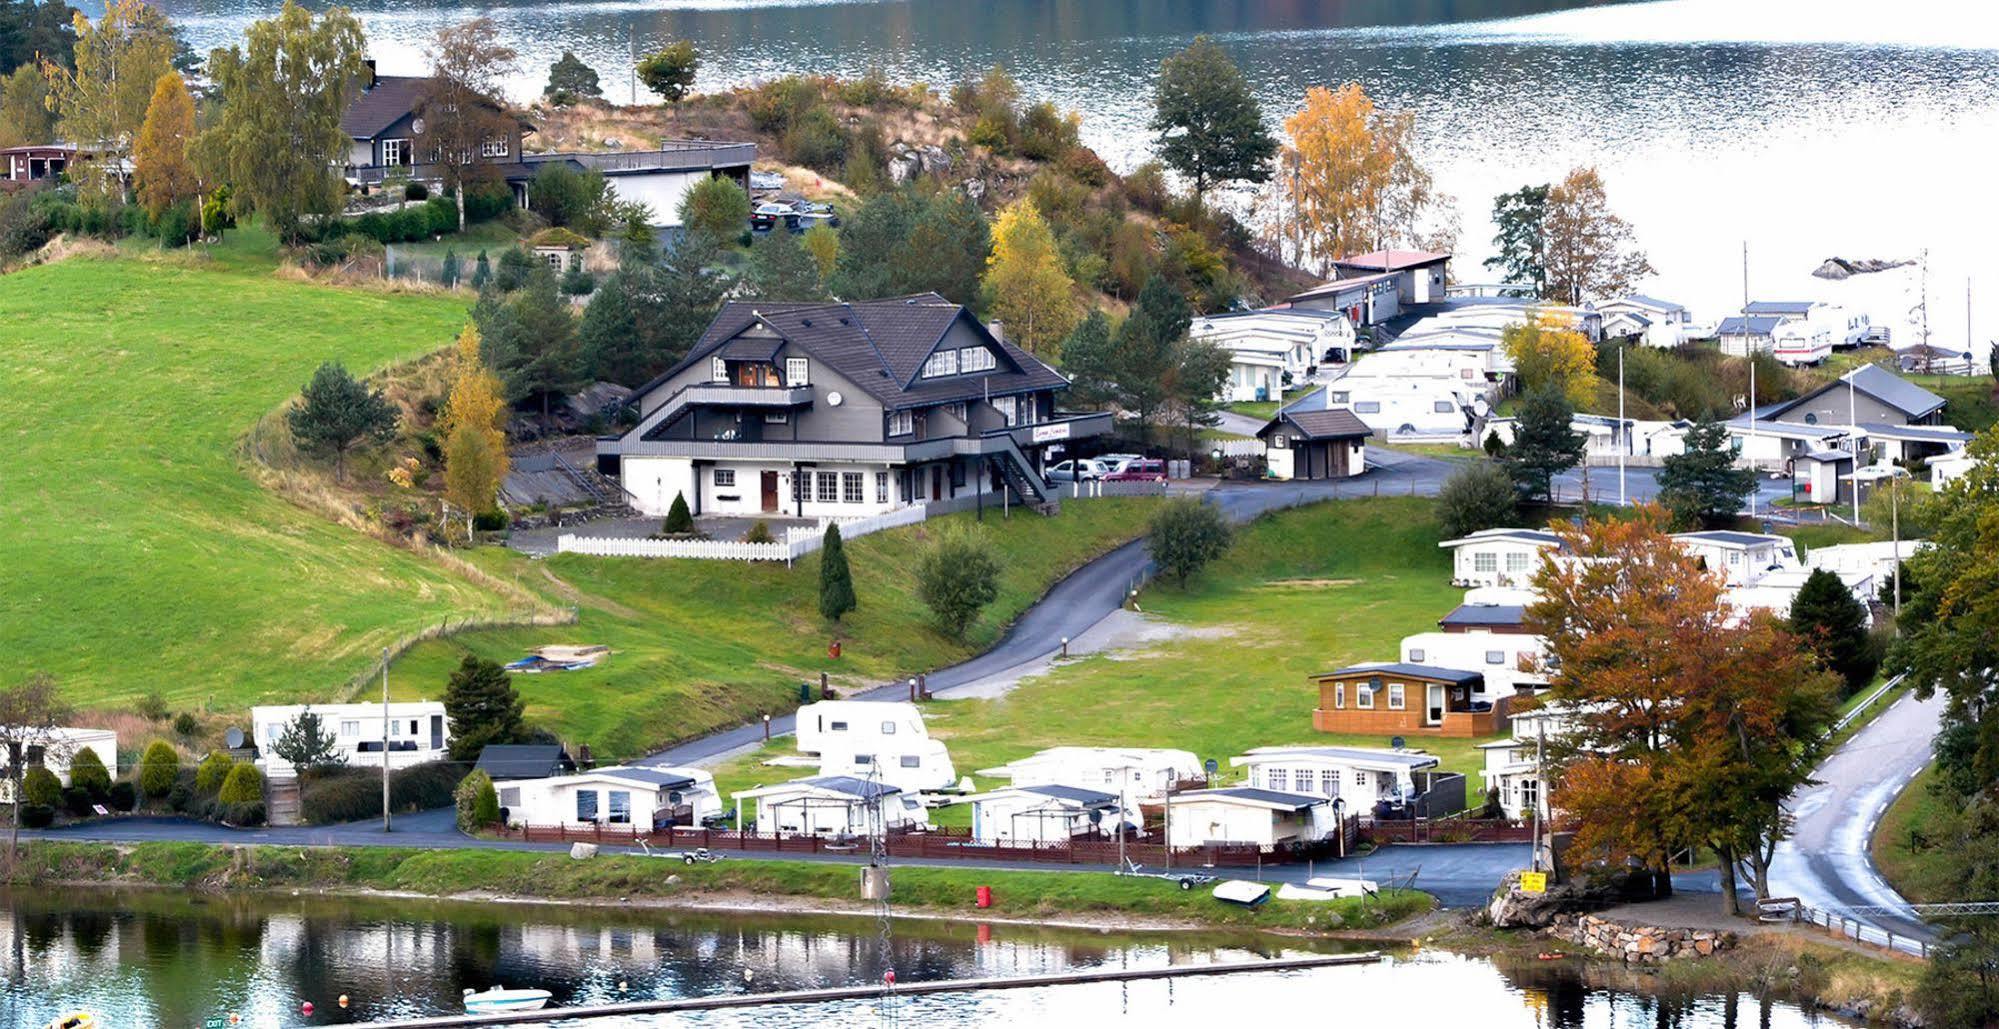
[{"x1": 1549, "y1": 913, "x2": 1737, "y2": 964}]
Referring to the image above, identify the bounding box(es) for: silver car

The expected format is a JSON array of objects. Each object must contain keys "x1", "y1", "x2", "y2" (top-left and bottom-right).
[{"x1": 1046, "y1": 458, "x2": 1108, "y2": 483}]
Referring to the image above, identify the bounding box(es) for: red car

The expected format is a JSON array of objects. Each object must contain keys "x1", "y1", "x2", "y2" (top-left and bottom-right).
[{"x1": 1104, "y1": 459, "x2": 1167, "y2": 482}]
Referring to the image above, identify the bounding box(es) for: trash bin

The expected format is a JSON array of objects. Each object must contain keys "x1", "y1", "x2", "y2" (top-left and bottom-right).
[{"x1": 976, "y1": 885, "x2": 993, "y2": 908}]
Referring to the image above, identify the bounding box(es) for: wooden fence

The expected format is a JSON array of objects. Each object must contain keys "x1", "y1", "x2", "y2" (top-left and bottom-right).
[
  {"x1": 556, "y1": 505, "x2": 929, "y2": 563},
  {"x1": 500, "y1": 819, "x2": 1358, "y2": 868}
]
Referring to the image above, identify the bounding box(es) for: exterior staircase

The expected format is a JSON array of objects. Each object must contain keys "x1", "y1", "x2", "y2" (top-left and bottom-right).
[
  {"x1": 988, "y1": 436, "x2": 1059, "y2": 515},
  {"x1": 266, "y1": 777, "x2": 301, "y2": 826},
  {"x1": 551, "y1": 449, "x2": 639, "y2": 520}
]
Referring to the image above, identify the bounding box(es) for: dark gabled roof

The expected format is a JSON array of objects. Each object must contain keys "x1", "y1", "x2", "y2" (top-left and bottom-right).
[
  {"x1": 340, "y1": 73, "x2": 530, "y2": 141},
  {"x1": 718, "y1": 336, "x2": 784, "y2": 362},
  {"x1": 1320, "y1": 662, "x2": 1485, "y2": 685},
  {"x1": 472, "y1": 744, "x2": 575, "y2": 780},
  {"x1": 1439, "y1": 604, "x2": 1527, "y2": 629},
  {"x1": 1017, "y1": 784, "x2": 1120, "y2": 807},
  {"x1": 638, "y1": 296, "x2": 1068, "y2": 411},
  {"x1": 801, "y1": 775, "x2": 903, "y2": 799},
  {"x1": 1332, "y1": 249, "x2": 1451, "y2": 272},
  {"x1": 1262, "y1": 408, "x2": 1371, "y2": 441}
]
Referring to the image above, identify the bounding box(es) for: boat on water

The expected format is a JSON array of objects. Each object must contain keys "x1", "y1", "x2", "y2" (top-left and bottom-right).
[
  {"x1": 463, "y1": 987, "x2": 553, "y2": 1014},
  {"x1": 46, "y1": 1014, "x2": 94, "y2": 1029}
]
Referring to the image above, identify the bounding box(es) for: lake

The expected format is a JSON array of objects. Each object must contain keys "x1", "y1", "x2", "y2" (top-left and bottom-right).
[
  {"x1": 115, "y1": 0, "x2": 1999, "y2": 351},
  {"x1": 1, "y1": 886, "x2": 1851, "y2": 1027}
]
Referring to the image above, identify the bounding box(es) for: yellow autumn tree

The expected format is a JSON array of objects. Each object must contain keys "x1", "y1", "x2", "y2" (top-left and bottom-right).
[
  {"x1": 442, "y1": 325, "x2": 511, "y2": 530},
  {"x1": 1280, "y1": 82, "x2": 1435, "y2": 272},
  {"x1": 134, "y1": 71, "x2": 197, "y2": 220},
  {"x1": 43, "y1": 0, "x2": 178, "y2": 203},
  {"x1": 1503, "y1": 311, "x2": 1601, "y2": 409},
  {"x1": 981, "y1": 198, "x2": 1079, "y2": 358}
]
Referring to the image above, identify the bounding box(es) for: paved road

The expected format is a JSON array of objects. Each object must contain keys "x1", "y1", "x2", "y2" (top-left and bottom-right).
[{"x1": 1769, "y1": 689, "x2": 1945, "y2": 950}]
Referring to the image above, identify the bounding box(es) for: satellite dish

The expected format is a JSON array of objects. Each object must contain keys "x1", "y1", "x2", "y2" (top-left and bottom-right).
[
  {"x1": 1203, "y1": 759, "x2": 1218, "y2": 774},
  {"x1": 224, "y1": 727, "x2": 244, "y2": 749},
  {"x1": 668, "y1": 790, "x2": 684, "y2": 806},
  {"x1": 826, "y1": 391, "x2": 844, "y2": 407},
  {"x1": 1390, "y1": 736, "x2": 1406, "y2": 751},
  {"x1": 1088, "y1": 808, "x2": 1103, "y2": 825}
]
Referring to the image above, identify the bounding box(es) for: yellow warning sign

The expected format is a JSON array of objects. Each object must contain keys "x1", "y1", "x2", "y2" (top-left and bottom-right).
[{"x1": 1519, "y1": 871, "x2": 1548, "y2": 895}]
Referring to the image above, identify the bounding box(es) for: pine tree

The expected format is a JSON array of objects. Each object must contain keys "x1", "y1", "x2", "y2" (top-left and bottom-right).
[
  {"x1": 471, "y1": 250, "x2": 492, "y2": 289},
  {"x1": 440, "y1": 248, "x2": 461, "y2": 288},
  {"x1": 1502, "y1": 385, "x2": 1585, "y2": 503},
  {"x1": 270, "y1": 707, "x2": 342, "y2": 774},
  {"x1": 136, "y1": 740, "x2": 179, "y2": 801},
  {"x1": 443, "y1": 654, "x2": 526, "y2": 762},
  {"x1": 1789, "y1": 568, "x2": 1878, "y2": 696},
  {"x1": 1150, "y1": 35, "x2": 1276, "y2": 205},
  {"x1": 544, "y1": 50, "x2": 601, "y2": 105},
  {"x1": 818, "y1": 523, "x2": 856, "y2": 622},
  {"x1": 661, "y1": 492, "x2": 694, "y2": 535},
  {"x1": 287, "y1": 361, "x2": 398, "y2": 482},
  {"x1": 745, "y1": 225, "x2": 829, "y2": 300},
  {"x1": 1657, "y1": 418, "x2": 1758, "y2": 528}
]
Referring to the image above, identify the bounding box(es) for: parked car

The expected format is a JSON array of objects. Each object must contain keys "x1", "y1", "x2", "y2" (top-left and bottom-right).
[
  {"x1": 750, "y1": 202, "x2": 799, "y2": 232},
  {"x1": 1104, "y1": 459, "x2": 1167, "y2": 482},
  {"x1": 796, "y1": 201, "x2": 841, "y2": 229},
  {"x1": 1046, "y1": 458, "x2": 1108, "y2": 483},
  {"x1": 1096, "y1": 453, "x2": 1143, "y2": 474}
]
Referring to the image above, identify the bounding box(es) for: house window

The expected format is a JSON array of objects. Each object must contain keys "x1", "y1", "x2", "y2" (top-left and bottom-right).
[
  {"x1": 1353, "y1": 770, "x2": 1369, "y2": 787},
  {"x1": 764, "y1": 411, "x2": 788, "y2": 424},
  {"x1": 880, "y1": 721, "x2": 897, "y2": 735},
  {"x1": 340, "y1": 720, "x2": 359, "y2": 737},
  {"x1": 1505, "y1": 552, "x2": 1530, "y2": 573},
  {"x1": 543, "y1": 251, "x2": 566, "y2": 270},
  {"x1": 1434, "y1": 400, "x2": 1454, "y2": 413},
  {"x1": 817, "y1": 473, "x2": 838, "y2": 503},
  {"x1": 1320, "y1": 770, "x2": 1340, "y2": 796},
  {"x1": 1387, "y1": 683, "x2": 1405, "y2": 710},
  {"x1": 875, "y1": 472, "x2": 888, "y2": 504},
  {"x1": 828, "y1": 721, "x2": 847, "y2": 732},
  {"x1": 576, "y1": 790, "x2": 599, "y2": 823},
  {"x1": 381, "y1": 138, "x2": 409, "y2": 166},
  {"x1": 713, "y1": 469, "x2": 737, "y2": 488},
  {"x1": 607, "y1": 790, "x2": 631, "y2": 824},
  {"x1": 1268, "y1": 768, "x2": 1288, "y2": 792},
  {"x1": 842, "y1": 472, "x2": 864, "y2": 504},
  {"x1": 992, "y1": 395, "x2": 1017, "y2": 425},
  {"x1": 1354, "y1": 401, "x2": 1381, "y2": 414},
  {"x1": 1407, "y1": 648, "x2": 1425, "y2": 663},
  {"x1": 960, "y1": 347, "x2": 996, "y2": 372},
  {"x1": 900, "y1": 755, "x2": 921, "y2": 768},
  {"x1": 480, "y1": 136, "x2": 509, "y2": 158},
  {"x1": 1486, "y1": 650, "x2": 1506, "y2": 665},
  {"x1": 786, "y1": 357, "x2": 808, "y2": 386},
  {"x1": 1520, "y1": 778, "x2": 1540, "y2": 815},
  {"x1": 922, "y1": 350, "x2": 960, "y2": 378},
  {"x1": 1356, "y1": 683, "x2": 1375, "y2": 709},
  {"x1": 1474, "y1": 552, "x2": 1498, "y2": 574},
  {"x1": 712, "y1": 357, "x2": 727, "y2": 382},
  {"x1": 1331, "y1": 392, "x2": 1350, "y2": 404},
  {"x1": 1270, "y1": 434, "x2": 1287, "y2": 449},
  {"x1": 499, "y1": 787, "x2": 520, "y2": 807},
  {"x1": 888, "y1": 411, "x2": 914, "y2": 437},
  {"x1": 854, "y1": 754, "x2": 873, "y2": 765},
  {"x1": 1333, "y1": 683, "x2": 1345, "y2": 709}
]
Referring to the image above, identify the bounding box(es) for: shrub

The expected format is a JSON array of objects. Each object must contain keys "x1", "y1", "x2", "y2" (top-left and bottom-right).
[
  {"x1": 300, "y1": 762, "x2": 464, "y2": 824},
  {"x1": 455, "y1": 769, "x2": 499, "y2": 830},
  {"x1": 1148, "y1": 498, "x2": 1233, "y2": 588},
  {"x1": 66, "y1": 747, "x2": 111, "y2": 799},
  {"x1": 464, "y1": 181, "x2": 513, "y2": 223},
  {"x1": 472, "y1": 510, "x2": 510, "y2": 532},
  {"x1": 1436, "y1": 462, "x2": 1519, "y2": 540},
  {"x1": 18, "y1": 804, "x2": 54, "y2": 829},
  {"x1": 108, "y1": 781, "x2": 136, "y2": 812},
  {"x1": 136, "y1": 741, "x2": 179, "y2": 801},
  {"x1": 220, "y1": 801, "x2": 265, "y2": 827},
  {"x1": 217, "y1": 762, "x2": 264, "y2": 806},
  {"x1": 172, "y1": 711, "x2": 199, "y2": 738},
  {"x1": 916, "y1": 526, "x2": 1001, "y2": 640},
  {"x1": 61, "y1": 786, "x2": 93, "y2": 817},
  {"x1": 661, "y1": 492, "x2": 695, "y2": 535},
  {"x1": 136, "y1": 691, "x2": 171, "y2": 721},
  {"x1": 404, "y1": 180, "x2": 429, "y2": 201},
  {"x1": 1124, "y1": 160, "x2": 1171, "y2": 212},
  {"x1": 195, "y1": 751, "x2": 235, "y2": 794},
  {"x1": 783, "y1": 106, "x2": 848, "y2": 171},
  {"x1": 150, "y1": 199, "x2": 197, "y2": 247},
  {"x1": 392, "y1": 761, "x2": 463, "y2": 812},
  {"x1": 20, "y1": 766, "x2": 60, "y2": 808},
  {"x1": 744, "y1": 520, "x2": 775, "y2": 544}
]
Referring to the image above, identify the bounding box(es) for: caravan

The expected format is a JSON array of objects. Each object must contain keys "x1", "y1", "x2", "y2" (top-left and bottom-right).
[{"x1": 792, "y1": 701, "x2": 956, "y2": 792}]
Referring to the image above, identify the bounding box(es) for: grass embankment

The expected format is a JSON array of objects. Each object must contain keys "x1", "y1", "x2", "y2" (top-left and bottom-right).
[
  {"x1": 393, "y1": 498, "x2": 1161, "y2": 758},
  {"x1": 1225, "y1": 387, "x2": 1316, "y2": 422},
  {"x1": 1871, "y1": 764, "x2": 1953, "y2": 904},
  {"x1": 713, "y1": 497, "x2": 1490, "y2": 817},
  {"x1": 0, "y1": 246, "x2": 521, "y2": 714},
  {"x1": 13, "y1": 840, "x2": 1432, "y2": 933}
]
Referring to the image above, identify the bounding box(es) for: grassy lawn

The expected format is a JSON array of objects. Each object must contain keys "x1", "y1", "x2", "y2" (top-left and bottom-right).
[
  {"x1": 1871, "y1": 764, "x2": 1952, "y2": 904},
  {"x1": 1225, "y1": 387, "x2": 1315, "y2": 423},
  {"x1": 15, "y1": 840, "x2": 1433, "y2": 933},
  {"x1": 0, "y1": 249, "x2": 518, "y2": 714},
  {"x1": 713, "y1": 497, "x2": 1492, "y2": 818},
  {"x1": 391, "y1": 498, "x2": 1161, "y2": 758}
]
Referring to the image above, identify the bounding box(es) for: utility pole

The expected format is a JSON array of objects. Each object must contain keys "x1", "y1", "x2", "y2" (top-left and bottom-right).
[
  {"x1": 1530, "y1": 720, "x2": 1546, "y2": 873},
  {"x1": 1617, "y1": 344, "x2": 1626, "y2": 507},
  {"x1": 1849, "y1": 372, "x2": 1862, "y2": 527},
  {"x1": 1748, "y1": 358, "x2": 1758, "y2": 518},
  {"x1": 629, "y1": 26, "x2": 637, "y2": 106},
  {"x1": 1163, "y1": 783, "x2": 1173, "y2": 872},
  {"x1": 1891, "y1": 481, "x2": 1902, "y2": 621},
  {"x1": 380, "y1": 647, "x2": 392, "y2": 833}
]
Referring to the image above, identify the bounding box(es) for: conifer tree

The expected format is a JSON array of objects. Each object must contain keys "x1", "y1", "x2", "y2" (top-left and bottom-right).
[{"x1": 818, "y1": 523, "x2": 856, "y2": 622}]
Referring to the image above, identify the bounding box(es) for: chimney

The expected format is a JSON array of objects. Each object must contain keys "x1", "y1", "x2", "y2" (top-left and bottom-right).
[{"x1": 363, "y1": 58, "x2": 377, "y2": 90}]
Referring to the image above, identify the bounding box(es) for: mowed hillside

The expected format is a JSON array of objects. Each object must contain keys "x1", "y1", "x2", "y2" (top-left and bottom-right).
[{"x1": 0, "y1": 253, "x2": 512, "y2": 710}]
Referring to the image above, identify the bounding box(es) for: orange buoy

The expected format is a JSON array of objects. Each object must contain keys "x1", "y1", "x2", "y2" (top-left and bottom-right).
[
  {"x1": 301, "y1": 1001, "x2": 315, "y2": 1016},
  {"x1": 338, "y1": 995, "x2": 349, "y2": 1008}
]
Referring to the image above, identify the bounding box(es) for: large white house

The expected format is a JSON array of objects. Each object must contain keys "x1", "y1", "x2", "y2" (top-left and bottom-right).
[
  {"x1": 1163, "y1": 787, "x2": 1338, "y2": 847},
  {"x1": 1228, "y1": 745, "x2": 1439, "y2": 809},
  {"x1": 501, "y1": 765, "x2": 721, "y2": 832},
  {"x1": 1190, "y1": 309, "x2": 1357, "y2": 403},
  {"x1": 1595, "y1": 295, "x2": 1693, "y2": 348},
  {"x1": 1439, "y1": 528, "x2": 1565, "y2": 588},
  {"x1": 974, "y1": 746, "x2": 1203, "y2": 797},
  {"x1": 0, "y1": 726, "x2": 118, "y2": 802},
  {"x1": 966, "y1": 784, "x2": 1130, "y2": 844},
  {"x1": 1669, "y1": 530, "x2": 1801, "y2": 586},
  {"x1": 732, "y1": 775, "x2": 931, "y2": 836},
  {"x1": 791, "y1": 700, "x2": 956, "y2": 792},
  {"x1": 250, "y1": 701, "x2": 449, "y2": 778}
]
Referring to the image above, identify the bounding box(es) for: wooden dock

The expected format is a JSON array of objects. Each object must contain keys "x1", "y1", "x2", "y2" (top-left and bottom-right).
[{"x1": 357, "y1": 952, "x2": 1382, "y2": 1027}]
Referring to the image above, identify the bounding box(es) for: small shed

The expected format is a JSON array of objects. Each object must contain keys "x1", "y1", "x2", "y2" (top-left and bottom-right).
[
  {"x1": 731, "y1": 775, "x2": 932, "y2": 836},
  {"x1": 1258, "y1": 408, "x2": 1371, "y2": 481},
  {"x1": 967, "y1": 784, "x2": 1128, "y2": 844},
  {"x1": 1795, "y1": 449, "x2": 1854, "y2": 505},
  {"x1": 526, "y1": 227, "x2": 591, "y2": 272}
]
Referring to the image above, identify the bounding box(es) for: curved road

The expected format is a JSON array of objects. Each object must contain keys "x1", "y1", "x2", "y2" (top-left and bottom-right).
[{"x1": 1769, "y1": 689, "x2": 1944, "y2": 951}]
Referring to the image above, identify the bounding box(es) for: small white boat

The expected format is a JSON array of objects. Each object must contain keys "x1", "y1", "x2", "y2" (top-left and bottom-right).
[
  {"x1": 1211, "y1": 880, "x2": 1272, "y2": 907},
  {"x1": 463, "y1": 986, "x2": 552, "y2": 1014}
]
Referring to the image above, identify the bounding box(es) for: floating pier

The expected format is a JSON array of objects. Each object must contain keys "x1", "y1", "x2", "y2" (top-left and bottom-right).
[{"x1": 357, "y1": 952, "x2": 1382, "y2": 1027}]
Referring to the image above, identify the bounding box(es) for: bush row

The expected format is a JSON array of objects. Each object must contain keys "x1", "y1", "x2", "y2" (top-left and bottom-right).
[{"x1": 299, "y1": 762, "x2": 465, "y2": 825}]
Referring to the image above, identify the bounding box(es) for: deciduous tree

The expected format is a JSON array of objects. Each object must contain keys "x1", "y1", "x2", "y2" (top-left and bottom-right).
[
  {"x1": 544, "y1": 49, "x2": 599, "y2": 105},
  {"x1": 676, "y1": 174, "x2": 749, "y2": 250},
  {"x1": 1436, "y1": 462, "x2": 1518, "y2": 539},
  {"x1": 0, "y1": 673, "x2": 69, "y2": 862},
  {"x1": 43, "y1": 0, "x2": 176, "y2": 203},
  {"x1": 1542, "y1": 166, "x2": 1653, "y2": 306},
  {"x1": 202, "y1": 1, "x2": 365, "y2": 242},
  {"x1": 1150, "y1": 35, "x2": 1275, "y2": 206},
  {"x1": 288, "y1": 361, "x2": 398, "y2": 482},
  {"x1": 418, "y1": 17, "x2": 519, "y2": 231},
  {"x1": 443, "y1": 654, "x2": 527, "y2": 762},
  {"x1": 1502, "y1": 385, "x2": 1584, "y2": 503},
  {"x1": 1148, "y1": 498, "x2": 1232, "y2": 587},
  {"x1": 801, "y1": 221, "x2": 840, "y2": 280},
  {"x1": 1167, "y1": 335, "x2": 1233, "y2": 453},
  {"x1": 1655, "y1": 417, "x2": 1756, "y2": 528},
  {"x1": 1280, "y1": 82, "x2": 1436, "y2": 271},
  {"x1": 1483, "y1": 184, "x2": 1549, "y2": 295},
  {"x1": 916, "y1": 526, "x2": 1000, "y2": 641},
  {"x1": 818, "y1": 523, "x2": 856, "y2": 623},
  {"x1": 0, "y1": 63, "x2": 54, "y2": 149},
  {"x1": 636, "y1": 40, "x2": 698, "y2": 103},
  {"x1": 1502, "y1": 312, "x2": 1599, "y2": 408},
  {"x1": 982, "y1": 197, "x2": 1078, "y2": 357},
  {"x1": 441, "y1": 324, "x2": 511, "y2": 528},
  {"x1": 133, "y1": 70, "x2": 195, "y2": 220}
]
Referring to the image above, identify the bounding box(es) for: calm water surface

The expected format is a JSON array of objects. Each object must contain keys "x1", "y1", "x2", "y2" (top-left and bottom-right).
[
  {"x1": 2, "y1": 886, "x2": 1853, "y2": 1028},
  {"x1": 106, "y1": 0, "x2": 1999, "y2": 346}
]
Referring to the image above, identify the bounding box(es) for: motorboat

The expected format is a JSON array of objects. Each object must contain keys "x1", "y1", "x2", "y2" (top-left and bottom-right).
[
  {"x1": 463, "y1": 986, "x2": 552, "y2": 1014},
  {"x1": 46, "y1": 1014, "x2": 94, "y2": 1029}
]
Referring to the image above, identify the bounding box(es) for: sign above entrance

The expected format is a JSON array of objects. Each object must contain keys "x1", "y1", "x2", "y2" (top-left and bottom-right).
[{"x1": 1031, "y1": 423, "x2": 1071, "y2": 444}]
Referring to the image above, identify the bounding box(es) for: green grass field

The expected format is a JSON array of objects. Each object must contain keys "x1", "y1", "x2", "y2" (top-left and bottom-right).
[
  {"x1": 0, "y1": 250, "x2": 516, "y2": 714},
  {"x1": 713, "y1": 497, "x2": 1491, "y2": 819},
  {"x1": 391, "y1": 498, "x2": 1160, "y2": 758},
  {"x1": 1871, "y1": 764, "x2": 1953, "y2": 904}
]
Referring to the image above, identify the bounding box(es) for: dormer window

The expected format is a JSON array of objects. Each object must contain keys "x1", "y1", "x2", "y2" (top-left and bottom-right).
[
  {"x1": 959, "y1": 347, "x2": 996, "y2": 373},
  {"x1": 922, "y1": 350, "x2": 960, "y2": 378}
]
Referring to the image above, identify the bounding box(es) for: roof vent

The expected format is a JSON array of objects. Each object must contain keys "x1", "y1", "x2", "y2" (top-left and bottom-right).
[
  {"x1": 801, "y1": 318, "x2": 812, "y2": 327},
  {"x1": 838, "y1": 316, "x2": 851, "y2": 325}
]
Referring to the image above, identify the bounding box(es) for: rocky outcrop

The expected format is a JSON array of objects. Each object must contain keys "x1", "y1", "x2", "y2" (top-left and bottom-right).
[
  {"x1": 1549, "y1": 913, "x2": 1736, "y2": 964},
  {"x1": 886, "y1": 141, "x2": 954, "y2": 184}
]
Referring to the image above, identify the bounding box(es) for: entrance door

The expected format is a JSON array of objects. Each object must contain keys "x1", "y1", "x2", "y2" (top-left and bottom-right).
[
  {"x1": 1331, "y1": 442, "x2": 1348, "y2": 477},
  {"x1": 430, "y1": 715, "x2": 444, "y2": 751},
  {"x1": 761, "y1": 470, "x2": 779, "y2": 512},
  {"x1": 1425, "y1": 685, "x2": 1446, "y2": 727},
  {"x1": 930, "y1": 465, "x2": 943, "y2": 500}
]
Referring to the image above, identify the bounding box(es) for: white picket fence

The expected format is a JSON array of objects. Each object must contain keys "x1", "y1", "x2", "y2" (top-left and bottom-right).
[{"x1": 556, "y1": 504, "x2": 929, "y2": 564}]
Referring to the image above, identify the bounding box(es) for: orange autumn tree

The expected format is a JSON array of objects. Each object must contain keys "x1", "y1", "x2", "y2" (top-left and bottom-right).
[
  {"x1": 1279, "y1": 81, "x2": 1435, "y2": 273},
  {"x1": 1525, "y1": 506, "x2": 1837, "y2": 911}
]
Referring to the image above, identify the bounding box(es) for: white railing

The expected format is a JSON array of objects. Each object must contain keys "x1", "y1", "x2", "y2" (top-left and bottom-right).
[{"x1": 556, "y1": 504, "x2": 930, "y2": 563}]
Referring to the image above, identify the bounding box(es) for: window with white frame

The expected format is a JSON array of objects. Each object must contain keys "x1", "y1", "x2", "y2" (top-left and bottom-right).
[
  {"x1": 816, "y1": 473, "x2": 838, "y2": 503},
  {"x1": 576, "y1": 790, "x2": 598, "y2": 822},
  {"x1": 922, "y1": 350, "x2": 960, "y2": 378},
  {"x1": 381, "y1": 138, "x2": 409, "y2": 165},
  {"x1": 340, "y1": 720, "x2": 359, "y2": 737},
  {"x1": 1267, "y1": 768, "x2": 1288, "y2": 792},
  {"x1": 607, "y1": 790, "x2": 631, "y2": 824},
  {"x1": 842, "y1": 472, "x2": 864, "y2": 503},
  {"x1": 1356, "y1": 682, "x2": 1374, "y2": 709},
  {"x1": 1473, "y1": 552, "x2": 1499, "y2": 573},
  {"x1": 1352, "y1": 769, "x2": 1369, "y2": 787},
  {"x1": 1407, "y1": 648, "x2": 1425, "y2": 662},
  {"x1": 1505, "y1": 552, "x2": 1530, "y2": 573},
  {"x1": 1320, "y1": 770, "x2": 1340, "y2": 796},
  {"x1": 992, "y1": 395, "x2": 1017, "y2": 425},
  {"x1": 499, "y1": 787, "x2": 520, "y2": 807},
  {"x1": 712, "y1": 357, "x2": 727, "y2": 382},
  {"x1": 875, "y1": 472, "x2": 888, "y2": 504},
  {"x1": 1519, "y1": 778, "x2": 1540, "y2": 815},
  {"x1": 1387, "y1": 683, "x2": 1405, "y2": 709},
  {"x1": 960, "y1": 347, "x2": 996, "y2": 372},
  {"x1": 786, "y1": 357, "x2": 808, "y2": 385},
  {"x1": 713, "y1": 469, "x2": 736, "y2": 488},
  {"x1": 480, "y1": 136, "x2": 509, "y2": 158},
  {"x1": 887, "y1": 410, "x2": 914, "y2": 437}
]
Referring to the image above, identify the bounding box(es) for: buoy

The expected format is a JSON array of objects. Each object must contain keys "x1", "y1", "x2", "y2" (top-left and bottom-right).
[
  {"x1": 618, "y1": 980, "x2": 628, "y2": 991},
  {"x1": 884, "y1": 969, "x2": 896, "y2": 986},
  {"x1": 301, "y1": 1001, "x2": 315, "y2": 1016},
  {"x1": 743, "y1": 968, "x2": 753, "y2": 982},
  {"x1": 338, "y1": 995, "x2": 349, "y2": 1008},
  {"x1": 228, "y1": 1016, "x2": 239, "y2": 1026}
]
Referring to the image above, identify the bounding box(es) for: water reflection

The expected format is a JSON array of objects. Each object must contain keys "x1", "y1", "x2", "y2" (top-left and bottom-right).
[{"x1": 3, "y1": 887, "x2": 1849, "y2": 1028}]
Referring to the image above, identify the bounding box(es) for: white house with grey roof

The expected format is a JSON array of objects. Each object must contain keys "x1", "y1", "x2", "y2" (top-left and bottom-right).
[
  {"x1": 1163, "y1": 786, "x2": 1340, "y2": 847},
  {"x1": 1190, "y1": 308, "x2": 1357, "y2": 403},
  {"x1": 975, "y1": 746, "x2": 1204, "y2": 798},
  {"x1": 732, "y1": 775, "x2": 931, "y2": 836},
  {"x1": 1228, "y1": 745, "x2": 1439, "y2": 810},
  {"x1": 1595, "y1": 295, "x2": 1692, "y2": 348},
  {"x1": 502, "y1": 764, "x2": 721, "y2": 831},
  {"x1": 1726, "y1": 365, "x2": 1960, "y2": 469},
  {"x1": 966, "y1": 784, "x2": 1131, "y2": 844},
  {"x1": 1439, "y1": 528, "x2": 1565, "y2": 588},
  {"x1": 1670, "y1": 530, "x2": 1800, "y2": 586},
  {"x1": 1399, "y1": 631, "x2": 1547, "y2": 698},
  {"x1": 600, "y1": 294, "x2": 1110, "y2": 519}
]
